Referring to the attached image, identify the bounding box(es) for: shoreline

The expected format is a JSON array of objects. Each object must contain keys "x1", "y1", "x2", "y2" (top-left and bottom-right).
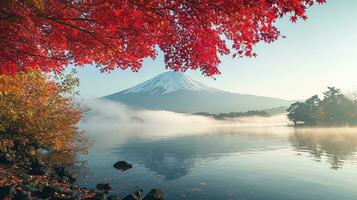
[{"x1": 0, "y1": 156, "x2": 164, "y2": 200}]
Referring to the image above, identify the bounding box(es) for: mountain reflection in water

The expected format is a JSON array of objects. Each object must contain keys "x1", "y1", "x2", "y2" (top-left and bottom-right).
[
  {"x1": 76, "y1": 126, "x2": 357, "y2": 200},
  {"x1": 107, "y1": 128, "x2": 357, "y2": 180},
  {"x1": 110, "y1": 131, "x2": 287, "y2": 180}
]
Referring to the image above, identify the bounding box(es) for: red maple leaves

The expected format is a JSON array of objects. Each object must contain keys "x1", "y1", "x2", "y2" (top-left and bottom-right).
[{"x1": 0, "y1": 0, "x2": 325, "y2": 76}]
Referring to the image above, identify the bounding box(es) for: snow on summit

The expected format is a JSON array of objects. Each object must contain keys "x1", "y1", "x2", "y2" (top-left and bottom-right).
[{"x1": 119, "y1": 71, "x2": 219, "y2": 95}]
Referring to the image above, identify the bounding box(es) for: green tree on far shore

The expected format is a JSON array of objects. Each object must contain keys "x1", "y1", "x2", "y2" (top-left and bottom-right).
[{"x1": 287, "y1": 87, "x2": 357, "y2": 126}]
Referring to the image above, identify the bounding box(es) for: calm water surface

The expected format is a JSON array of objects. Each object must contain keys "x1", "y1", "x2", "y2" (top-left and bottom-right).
[{"x1": 76, "y1": 124, "x2": 357, "y2": 200}]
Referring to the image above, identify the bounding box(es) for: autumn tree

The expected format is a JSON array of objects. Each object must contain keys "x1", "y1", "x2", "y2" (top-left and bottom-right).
[
  {"x1": 0, "y1": 0, "x2": 325, "y2": 76},
  {"x1": 0, "y1": 70, "x2": 84, "y2": 156}
]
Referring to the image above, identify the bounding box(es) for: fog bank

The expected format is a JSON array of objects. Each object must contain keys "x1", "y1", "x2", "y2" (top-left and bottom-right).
[{"x1": 80, "y1": 100, "x2": 289, "y2": 135}]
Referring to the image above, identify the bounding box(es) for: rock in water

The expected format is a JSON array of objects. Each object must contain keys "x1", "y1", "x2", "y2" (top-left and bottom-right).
[
  {"x1": 107, "y1": 194, "x2": 121, "y2": 200},
  {"x1": 96, "y1": 183, "x2": 112, "y2": 191},
  {"x1": 122, "y1": 191, "x2": 142, "y2": 200},
  {"x1": 143, "y1": 189, "x2": 165, "y2": 200},
  {"x1": 113, "y1": 161, "x2": 133, "y2": 171},
  {"x1": 92, "y1": 192, "x2": 107, "y2": 200}
]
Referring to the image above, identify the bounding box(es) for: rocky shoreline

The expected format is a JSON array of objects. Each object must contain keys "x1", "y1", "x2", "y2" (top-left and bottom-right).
[{"x1": 0, "y1": 154, "x2": 165, "y2": 200}]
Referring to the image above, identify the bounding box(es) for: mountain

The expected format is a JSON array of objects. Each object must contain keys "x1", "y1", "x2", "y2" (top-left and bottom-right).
[
  {"x1": 118, "y1": 71, "x2": 219, "y2": 95},
  {"x1": 102, "y1": 72, "x2": 294, "y2": 113}
]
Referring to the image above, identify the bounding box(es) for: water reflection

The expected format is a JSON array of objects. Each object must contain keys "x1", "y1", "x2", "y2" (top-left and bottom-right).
[
  {"x1": 76, "y1": 125, "x2": 357, "y2": 200},
  {"x1": 289, "y1": 128, "x2": 357, "y2": 169},
  {"x1": 112, "y1": 130, "x2": 287, "y2": 180},
  {"x1": 111, "y1": 127, "x2": 357, "y2": 180}
]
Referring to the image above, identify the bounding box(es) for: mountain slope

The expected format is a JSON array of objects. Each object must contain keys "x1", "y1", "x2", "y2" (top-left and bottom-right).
[{"x1": 102, "y1": 72, "x2": 294, "y2": 113}]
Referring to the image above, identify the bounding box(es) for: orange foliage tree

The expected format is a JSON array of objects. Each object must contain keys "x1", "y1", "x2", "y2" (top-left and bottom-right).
[{"x1": 0, "y1": 70, "x2": 83, "y2": 154}]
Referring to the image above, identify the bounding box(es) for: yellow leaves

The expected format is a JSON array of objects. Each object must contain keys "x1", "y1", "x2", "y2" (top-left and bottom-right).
[
  {"x1": 29, "y1": 148, "x2": 37, "y2": 156},
  {"x1": 25, "y1": 0, "x2": 45, "y2": 12},
  {"x1": 0, "y1": 70, "x2": 82, "y2": 153},
  {"x1": 0, "y1": 139, "x2": 14, "y2": 149},
  {"x1": 0, "y1": 124, "x2": 5, "y2": 132}
]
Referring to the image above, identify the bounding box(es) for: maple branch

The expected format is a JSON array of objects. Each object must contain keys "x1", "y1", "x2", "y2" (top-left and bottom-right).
[
  {"x1": 39, "y1": 15, "x2": 127, "y2": 54},
  {"x1": 38, "y1": 15, "x2": 94, "y2": 34},
  {"x1": 8, "y1": 45, "x2": 68, "y2": 61}
]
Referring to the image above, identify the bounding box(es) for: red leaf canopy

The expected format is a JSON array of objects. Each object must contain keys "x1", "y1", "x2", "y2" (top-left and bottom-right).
[{"x1": 0, "y1": 0, "x2": 325, "y2": 76}]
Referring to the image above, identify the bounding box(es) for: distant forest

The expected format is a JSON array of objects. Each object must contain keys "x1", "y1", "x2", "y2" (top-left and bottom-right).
[
  {"x1": 287, "y1": 87, "x2": 357, "y2": 126},
  {"x1": 192, "y1": 110, "x2": 271, "y2": 120}
]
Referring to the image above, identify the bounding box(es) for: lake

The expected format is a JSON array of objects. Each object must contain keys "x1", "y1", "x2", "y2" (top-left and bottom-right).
[{"x1": 75, "y1": 117, "x2": 357, "y2": 200}]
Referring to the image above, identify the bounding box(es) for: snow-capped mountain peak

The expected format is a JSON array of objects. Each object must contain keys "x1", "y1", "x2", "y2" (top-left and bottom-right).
[
  {"x1": 103, "y1": 71, "x2": 293, "y2": 113},
  {"x1": 119, "y1": 71, "x2": 219, "y2": 95}
]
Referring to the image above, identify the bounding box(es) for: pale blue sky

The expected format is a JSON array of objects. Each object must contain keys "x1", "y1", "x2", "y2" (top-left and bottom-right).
[{"x1": 74, "y1": 0, "x2": 357, "y2": 100}]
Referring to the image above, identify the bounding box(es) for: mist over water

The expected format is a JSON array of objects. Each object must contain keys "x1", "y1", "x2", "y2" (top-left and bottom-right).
[
  {"x1": 77, "y1": 100, "x2": 357, "y2": 200},
  {"x1": 81, "y1": 100, "x2": 289, "y2": 136}
]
